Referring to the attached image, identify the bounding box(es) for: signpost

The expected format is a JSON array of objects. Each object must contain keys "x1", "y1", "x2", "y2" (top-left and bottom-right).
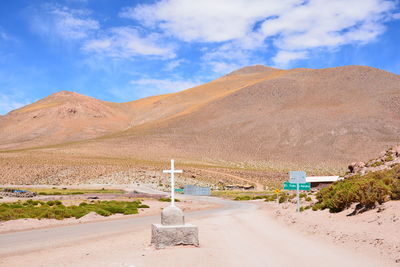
[
  {"x1": 283, "y1": 182, "x2": 310, "y2": 191},
  {"x1": 283, "y1": 171, "x2": 310, "y2": 212}
]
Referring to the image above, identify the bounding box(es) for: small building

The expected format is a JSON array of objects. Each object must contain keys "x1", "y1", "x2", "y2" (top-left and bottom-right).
[
  {"x1": 306, "y1": 176, "x2": 341, "y2": 188},
  {"x1": 184, "y1": 185, "x2": 211, "y2": 196}
]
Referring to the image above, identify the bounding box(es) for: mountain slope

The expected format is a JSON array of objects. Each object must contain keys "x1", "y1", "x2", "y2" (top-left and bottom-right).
[
  {"x1": 1, "y1": 65, "x2": 400, "y2": 168},
  {"x1": 79, "y1": 65, "x2": 400, "y2": 166},
  {"x1": 0, "y1": 91, "x2": 132, "y2": 149}
]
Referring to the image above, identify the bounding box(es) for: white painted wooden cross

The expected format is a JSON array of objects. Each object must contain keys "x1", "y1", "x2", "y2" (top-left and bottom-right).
[{"x1": 163, "y1": 159, "x2": 182, "y2": 206}]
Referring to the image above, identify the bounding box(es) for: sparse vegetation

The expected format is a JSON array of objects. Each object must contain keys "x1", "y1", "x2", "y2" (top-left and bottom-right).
[
  {"x1": 233, "y1": 193, "x2": 282, "y2": 202},
  {"x1": 371, "y1": 161, "x2": 383, "y2": 167},
  {"x1": 314, "y1": 164, "x2": 400, "y2": 213},
  {"x1": 0, "y1": 200, "x2": 149, "y2": 221},
  {"x1": 158, "y1": 197, "x2": 180, "y2": 202},
  {"x1": 3, "y1": 188, "x2": 125, "y2": 196},
  {"x1": 212, "y1": 190, "x2": 274, "y2": 199}
]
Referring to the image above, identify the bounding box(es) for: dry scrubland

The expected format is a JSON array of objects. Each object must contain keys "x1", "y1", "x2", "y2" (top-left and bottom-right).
[{"x1": 0, "y1": 151, "x2": 291, "y2": 189}]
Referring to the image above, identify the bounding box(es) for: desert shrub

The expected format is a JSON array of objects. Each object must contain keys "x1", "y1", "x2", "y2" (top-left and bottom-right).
[
  {"x1": 158, "y1": 198, "x2": 181, "y2": 202},
  {"x1": 47, "y1": 201, "x2": 56, "y2": 206},
  {"x1": 305, "y1": 197, "x2": 312, "y2": 202},
  {"x1": 264, "y1": 195, "x2": 277, "y2": 202},
  {"x1": 385, "y1": 155, "x2": 394, "y2": 162},
  {"x1": 278, "y1": 193, "x2": 288, "y2": 203},
  {"x1": 0, "y1": 200, "x2": 149, "y2": 221},
  {"x1": 299, "y1": 193, "x2": 307, "y2": 198},
  {"x1": 233, "y1": 194, "x2": 277, "y2": 201},
  {"x1": 371, "y1": 161, "x2": 383, "y2": 167},
  {"x1": 315, "y1": 164, "x2": 400, "y2": 212},
  {"x1": 234, "y1": 195, "x2": 252, "y2": 201}
]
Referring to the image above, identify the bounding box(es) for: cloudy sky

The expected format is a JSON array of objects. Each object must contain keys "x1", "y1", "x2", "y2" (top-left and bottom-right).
[{"x1": 0, "y1": 0, "x2": 399, "y2": 114}]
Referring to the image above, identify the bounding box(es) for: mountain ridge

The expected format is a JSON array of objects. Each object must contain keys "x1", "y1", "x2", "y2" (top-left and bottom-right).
[{"x1": 1, "y1": 64, "x2": 399, "y2": 168}]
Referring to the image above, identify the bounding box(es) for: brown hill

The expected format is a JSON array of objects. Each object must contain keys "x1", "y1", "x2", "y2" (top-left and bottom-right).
[
  {"x1": 1, "y1": 65, "x2": 400, "y2": 171},
  {"x1": 0, "y1": 91, "x2": 131, "y2": 150}
]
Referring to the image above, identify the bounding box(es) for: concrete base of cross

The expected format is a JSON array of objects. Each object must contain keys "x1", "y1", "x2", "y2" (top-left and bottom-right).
[{"x1": 151, "y1": 224, "x2": 199, "y2": 249}]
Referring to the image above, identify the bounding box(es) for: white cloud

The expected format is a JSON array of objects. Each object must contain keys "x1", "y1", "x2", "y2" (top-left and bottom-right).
[
  {"x1": 0, "y1": 28, "x2": 10, "y2": 41},
  {"x1": 31, "y1": 4, "x2": 99, "y2": 41},
  {"x1": 262, "y1": 0, "x2": 393, "y2": 50},
  {"x1": 0, "y1": 94, "x2": 28, "y2": 115},
  {"x1": 272, "y1": 50, "x2": 308, "y2": 68},
  {"x1": 201, "y1": 41, "x2": 266, "y2": 74},
  {"x1": 208, "y1": 61, "x2": 243, "y2": 74},
  {"x1": 123, "y1": 0, "x2": 298, "y2": 43},
  {"x1": 130, "y1": 78, "x2": 201, "y2": 95},
  {"x1": 122, "y1": 0, "x2": 398, "y2": 67},
  {"x1": 83, "y1": 27, "x2": 176, "y2": 59},
  {"x1": 164, "y1": 59, "x2": 185, "y2": 71}
]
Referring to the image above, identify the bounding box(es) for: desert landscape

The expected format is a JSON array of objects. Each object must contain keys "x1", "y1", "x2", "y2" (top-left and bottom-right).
[
  {"x1": 1, "y1": 0, "x2": 400, "y2": 266},
  {"x1": 0, "y1": 64, "x2": 399, "y2": 266},
  {"x1": 1, "y1": 65, "x2": 400, "y2": 188}
]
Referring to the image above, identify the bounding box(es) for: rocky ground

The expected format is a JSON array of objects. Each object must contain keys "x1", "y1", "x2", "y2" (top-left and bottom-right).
[
  {"x1": 347, "y1": 145, "x2": 400, "y2": 177},
  {"x1": 0, "y1": 152, "x2": 287, "y2": 190}
]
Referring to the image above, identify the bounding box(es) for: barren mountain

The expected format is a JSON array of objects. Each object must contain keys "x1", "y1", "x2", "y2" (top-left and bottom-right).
[
  {"x1": 0, "y1": 91, "x2": 131, "y2": 150},
  {"x1": 1, "y1": 65, "x2": 400, "y2": 175},
  {"x1": 73, "y1": 65, "x2": 400, "y2": 167}
]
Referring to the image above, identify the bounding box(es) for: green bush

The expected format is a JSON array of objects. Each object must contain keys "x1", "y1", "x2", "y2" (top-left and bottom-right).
[
  {"x1": 233, "y1": 194, "x2": 278, "y2": 201},
  {"x1": 234, "y1": 195, "x2": 252, "y2": 201},
  {"x1": 158, "y1": 198, "x2": 181, "y2": 202},
  {"x1": 264, "y1": 195, "x2": 277, "y2": 202},
  {"x1": 0, "y1": 200, "x2": 150, "y2": 221},
  {"x1": 314, "y1": 164, "x2": 400, "y2": 212},
  {"x1": 371, "y1": 161, "x2": 383, "y2": 167},
  {"x1": 278, "y1": 194, "x2": 288, "y2": 203}
]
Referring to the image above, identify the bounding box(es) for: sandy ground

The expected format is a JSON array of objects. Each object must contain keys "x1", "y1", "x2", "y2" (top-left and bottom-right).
[
  {"x1": 0, "y1": 197, "x2": 396, "y2": 267},
  {"x1": 0, "y1": 196, "x2": 219, "y2": 234},
  {"x1": 265, "y1": 200, "x2": 400, "y2": 265}
]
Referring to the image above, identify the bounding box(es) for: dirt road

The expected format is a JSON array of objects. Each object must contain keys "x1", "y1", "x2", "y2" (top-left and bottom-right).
[{"x1": 0, "y1": 197, "x2": 389, "y2": 267}]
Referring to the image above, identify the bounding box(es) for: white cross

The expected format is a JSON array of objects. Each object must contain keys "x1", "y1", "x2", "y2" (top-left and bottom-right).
[{"x1": 163, "y1": 159, "x2": 182, "y2": 206}]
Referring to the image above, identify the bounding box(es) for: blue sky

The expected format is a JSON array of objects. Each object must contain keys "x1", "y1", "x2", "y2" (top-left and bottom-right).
[{"x1": 0, "y1": 0, "x2": 399, "y2": 114}]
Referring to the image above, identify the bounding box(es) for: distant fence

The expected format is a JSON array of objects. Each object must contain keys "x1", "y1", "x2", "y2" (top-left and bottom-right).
[{"x1": 184, "y1": 185, "x2": 211, "y2": 196}]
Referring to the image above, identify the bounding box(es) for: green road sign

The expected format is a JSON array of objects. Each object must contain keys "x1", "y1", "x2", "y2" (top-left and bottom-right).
[
  {"x1": 283, "y1": 181, "x2": 311, "y2": 191},
  {"x1": 174, "y1": 188, "x2": 184, "y2": 192}
]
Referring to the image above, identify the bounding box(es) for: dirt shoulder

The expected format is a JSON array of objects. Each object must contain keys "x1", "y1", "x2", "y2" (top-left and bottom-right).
[{"x1": 262, "y1": 200, "x2": 400, "y2": 265}]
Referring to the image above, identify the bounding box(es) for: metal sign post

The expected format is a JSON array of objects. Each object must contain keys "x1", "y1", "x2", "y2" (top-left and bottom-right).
[
  {"x1": 296, "y1": 182, "x2": 300, "y2": 212},
  {"x1": 288, "y1": 171, "x2": 307, "y2": 212}
]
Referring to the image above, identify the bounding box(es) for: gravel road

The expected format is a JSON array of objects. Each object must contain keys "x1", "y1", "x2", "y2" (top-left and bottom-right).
[{"x1": 0, "y1": 197, "x2": 389, "y2": 267}]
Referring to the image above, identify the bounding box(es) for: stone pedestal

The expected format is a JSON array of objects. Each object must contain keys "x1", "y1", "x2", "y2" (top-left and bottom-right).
[{"x1": 151, "y1": 205, "x2": 199, "y2": 249}]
